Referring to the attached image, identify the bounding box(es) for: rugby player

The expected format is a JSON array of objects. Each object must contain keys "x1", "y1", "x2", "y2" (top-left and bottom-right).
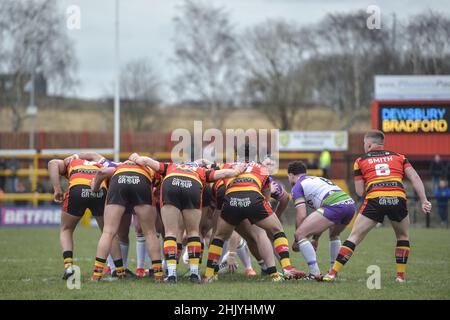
[
  {"x1": 203, "y1": 144, "x2": 305, "y2": 283},
  {"x1": 287, "y1": 160, "x2": 356, "y2": 280},
  {"x1": 323, "y1": 130, "x2": 432, "y2": 283},
  {"x1": 48, "y1": 154, "x2": 116, "y2": 280},
  {"x1": 129, "y1": 153, "x2": 246, "y2": 284},
  {"x1": 90, "y1": 159, "x2": 163, "y2": 282}
]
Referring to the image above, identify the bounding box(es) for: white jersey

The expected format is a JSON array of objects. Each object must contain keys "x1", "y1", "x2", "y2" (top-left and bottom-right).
[{"x1": 291, "y1": 175, "x2": 344, "y2": 210}]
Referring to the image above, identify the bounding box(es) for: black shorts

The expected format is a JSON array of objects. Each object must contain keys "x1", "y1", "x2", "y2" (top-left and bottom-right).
[
  {"x1": 213, "y1": 184, "x2": 226, "y2": 211},
  {"x1": 221, "y1": 191, "x2": 273, "y2": 226},
  {"x1": 160, "y1": 176, "x2": 202, "y2": 210},
  {"x1": 63, "y1": 185, "x2": 106, "y2": 217},
  {"x1": 360, "y1": 197, "x2": 408, "y2": 223},
  {"x1": 202, "y1": 183, "x2": 215, "y2": 209},
  {"x1": 106, "y1": 172, "x2": 152, "y2": 208}
]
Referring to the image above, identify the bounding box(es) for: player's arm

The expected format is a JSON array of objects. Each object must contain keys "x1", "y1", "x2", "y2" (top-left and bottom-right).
[
  {"x1": 292, "y1": 203, "x2": 307, "y2": 252},
  {"x1": 91, "y1": 167, "x2": 115, "y2": 192},
  {"x1": 353, "y1": 158, "x2": 365, "y2": 197},
  {"x1": 47, "y1": 159, "x2": 66, "y2": 203},
  {"x1": 225, "y1": 232, "x2": 241, "y2": 273},
  {"x1": 129, "y1": 153, "x2": 161, "y2": 172},
  {"x1": 354, "y1": 179, "x2": 365, "y2": 197},
  {"x1": 78, "y1": 152, "x2": 104, "y2": 162},
  {"x1": 274, "y1": 189, "x2": 290, "y2": 217},
  {"x1": 295, "y1": 204, "x2": 307, "y2": 230},
  {"x1": 405, "y1": 166, "x2": 432, "y2": 214},
  {"x1": 211, "y1": 163, "x2": 246, "y2": 180}
]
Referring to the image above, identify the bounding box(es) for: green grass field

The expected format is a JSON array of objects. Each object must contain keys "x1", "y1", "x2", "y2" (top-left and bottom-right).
[{"x1": 0, "y1": 226, "x2": 449, "y2": 300}]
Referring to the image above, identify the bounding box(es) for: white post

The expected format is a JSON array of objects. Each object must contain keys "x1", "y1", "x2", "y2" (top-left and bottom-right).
[{"x1": 113, "y1": 0, "x2": 120, "y2": 162}]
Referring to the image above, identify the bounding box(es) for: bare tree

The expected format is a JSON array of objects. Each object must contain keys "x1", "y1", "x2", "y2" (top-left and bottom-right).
[
  {"x1": 241, "y1": 20, "x2": 316, "y2": 130},
  {"x1": 314, "y1": 11, "x2": 392, "y2": 114},
  {"x1": 0, "y1": 0, "x2": 77, "y2": 131},
  {"x1": 172, "y1": 0, "x2": 241, "y2": 128},
  {"x1": 402, "y1": 10, "x2": 450, "y2": 74},
  {"x1": 120, "y1": 58, "x2": 160, "y2": 131}
]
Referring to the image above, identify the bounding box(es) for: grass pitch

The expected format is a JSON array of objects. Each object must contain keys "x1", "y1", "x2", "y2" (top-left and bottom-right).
[{"x1": 0, "y1": 225, "x2": 449, "y2": 300}]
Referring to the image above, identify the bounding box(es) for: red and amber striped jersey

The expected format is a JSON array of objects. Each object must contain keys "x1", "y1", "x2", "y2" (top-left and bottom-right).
[
  {"x1": 66, "y1": 159, "x2": 106, "y2": 189},
  {"x1": 113, "y1": 160, "x2": 160, "y2": 185},
  {"x1": 158, "y1": 162, "x2": 216, "y2": 187},
  {"x1": 224, "y1": 162, "x2": 270, "y2": 196},
  {"x1": 354, "y1": 148, "x2": 412, "y2": 199}
]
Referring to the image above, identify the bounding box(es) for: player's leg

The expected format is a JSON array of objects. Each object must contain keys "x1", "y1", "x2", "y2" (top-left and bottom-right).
[
  {"x1": 134, "y1": 204, "x2": 164, "y2": 282},
  {"x1": 183, "y1": 208, "x2": 203, "y2": 283},
  {"x1": 255, "y1": 213, "x2": 305, "y2": 279},
  {"x1": 325, "y1": 213, "x2": 377, "y2": 280},
  {"x1": 236, "y1": 221, "x2": 274, "y2": 275},
  {"x1": 117, "y1": 213, "x2": 133, "y2": 277},
  {"x1": 60, "y1": 211, "x2": 81, "y2": 279},
  {"x1": 204, "y1": 214, "x2": 235, "y2": 282},
  {"x1": 160, "y1": 204, "x2": 181, "y2": 283},
  {"x1": 134, "y1": 218, "x2": 147, "y2": 277},
  {"x1": 391, "y1": 215, "x2": 410, "y2": 282},
  {"x1": 199, "y1": 206, "x2": 214, "y2": 269},
  {"x1": 92, "y1": 204, "x2": 126, "y2": 281},
  {"x1": 328, "y1": 224, "x2": 347, "y2": 272},
  {"x1": 294, "y1": 211, "x2": 334, "y2": 278}
]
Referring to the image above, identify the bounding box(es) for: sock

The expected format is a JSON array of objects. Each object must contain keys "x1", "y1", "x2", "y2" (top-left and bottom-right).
[
  {"x1": 93, "y1": 257, "x2": 106, "y2": 278},
  {"x1": 236, "y1": 239, "x2": 253, "y2": 270},
  {"x1": 272, "y1": 245, "x2": 281, "y2": 262},
  {"x1": 258, "y1": 259, "x2": 268, "y2": 272},
  {"x1": 152, "y1": 259, "x2": 164, "y2": 279},
  {"x1": 298, "y1": 239, "x2": 320, "y2": 275},
  {"x1": 221, "y1": 240, "x2": 229, "y2": 261},
  {"x1": 107, "y1": 255, "x2": 116, "y2": 272},
  {"x1": 205, "y1": 238, "x2": 224, "y2": 277},
  {"x1": 177, "y1": 243, "x2": 183, "y2": 263},
  {"x1": 120, "y1": 242, "x2": 129, "y2": 269},
  {"x1": 329, "y1": 240, "x2": 341, "y2": 270},
  {"x1": 163, "y1": 237, "x2": 178, "y2": 278},
  {"x1": 136, "y1": 236, "x2": 146, "y2": 269},
  {"x1": 273, "y1": 232, "x2": 293, "y2": 271},
  {"x1": 329, "y1": 240, "x2": 356, "y2": 276},
  {"x1": 266, "y1": 266, "x2": 278, "y2": 277},
  {"x1": 199, "y1": 241, "x2": 205, "y2": 266},
  {"x1": 395, "y1": 240, "x2": 410, "y2": 280},
  {"x1": 187, "y1": 236, "x2": 202, "y2": 276},
  {"x1": 63, "y1": 251, "x2": 73, "y2": 269},
  {"x1": 114, "y1": 259, "x2": 125, "y2": 278}
]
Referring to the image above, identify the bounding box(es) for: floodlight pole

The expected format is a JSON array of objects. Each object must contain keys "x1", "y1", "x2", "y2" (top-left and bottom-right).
[{"x1": 113, "y1": 0, "x2": 120, "y2": 162}]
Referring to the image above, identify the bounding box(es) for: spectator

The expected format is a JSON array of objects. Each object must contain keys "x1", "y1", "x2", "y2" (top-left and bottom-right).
[
  {"x1": 319, "y1": 149, "x2": 331, "y2": 178},
  {"x1": 433, "y1": 178, "x2": 450, "y2": 227},
  {"x1": 429, "y1": 154, "x2": 445, "y2": 190}
]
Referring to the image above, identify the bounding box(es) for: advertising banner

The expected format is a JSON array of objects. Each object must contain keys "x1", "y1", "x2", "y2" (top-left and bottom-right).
[
  {"x1": 278, "y1": 131, "x2": 348, "y2": 151},
  {"x1": 1, "y1": 207, "x2": 61, "y2": 227}
]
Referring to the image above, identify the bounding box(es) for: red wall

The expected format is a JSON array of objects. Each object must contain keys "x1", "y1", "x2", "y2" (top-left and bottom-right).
[{"x1": 371, "y1": 100, "x2": 450, "y2": 157}]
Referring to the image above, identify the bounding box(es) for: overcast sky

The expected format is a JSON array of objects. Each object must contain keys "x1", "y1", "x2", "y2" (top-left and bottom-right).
[{"x1": 59, "y1": 0, "x2": 450, "y2": 100}]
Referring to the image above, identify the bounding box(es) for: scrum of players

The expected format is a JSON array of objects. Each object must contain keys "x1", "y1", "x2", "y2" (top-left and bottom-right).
[{"x1": 48, "y1": 130, "x2": 431, "y2": 284}]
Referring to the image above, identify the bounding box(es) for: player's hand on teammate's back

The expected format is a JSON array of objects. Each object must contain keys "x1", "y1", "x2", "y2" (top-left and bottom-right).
[
  {"x1": 421, "y1": 200, "x2": 432, "y2": 214},
  {"x1": 90, "y1": 178, "x2": 99, "y2": 192},
  {"x1": 233, "y1": 162, "x2": 246, "y2": 174},
  {"x1": 129, "y1": 153, "x2": 140, "y2": 163}
]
